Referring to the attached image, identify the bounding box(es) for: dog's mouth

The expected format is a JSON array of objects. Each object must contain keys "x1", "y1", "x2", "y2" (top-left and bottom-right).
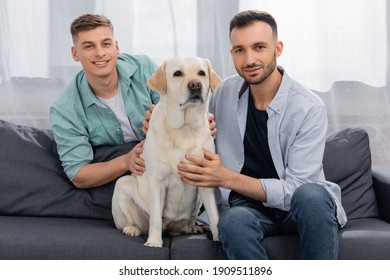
[
  {"x1": 188, "y1": 92, "x2": 203, "y2": 103},
  {"x1": 180, "y1": 91, "x2": 203, "y2": 107}
]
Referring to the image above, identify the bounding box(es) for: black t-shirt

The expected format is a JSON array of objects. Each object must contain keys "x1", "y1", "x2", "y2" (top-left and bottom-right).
[
  {"x1": 240, "y1": 93, "x2": 279, "y2": 179},
  {"x1": 229, "y1": 91, "x2": 279, "y2": 208}
]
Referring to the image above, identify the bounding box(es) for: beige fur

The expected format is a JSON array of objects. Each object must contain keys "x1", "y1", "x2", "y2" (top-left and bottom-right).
[{"x1": 112, "y1": 57, "x2": 221, "y2": 247}]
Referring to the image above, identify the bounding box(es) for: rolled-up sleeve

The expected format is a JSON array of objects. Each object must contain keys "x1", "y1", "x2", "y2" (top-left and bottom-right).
[{"x1": 50, "y1": 104, "x2": 93, "y2": 181}]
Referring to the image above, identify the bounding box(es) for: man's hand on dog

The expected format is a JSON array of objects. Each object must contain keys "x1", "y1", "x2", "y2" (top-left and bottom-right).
[
  {"x1": 127, "y1": 140, "x2": 145, "y2": 175},
  {"x1": 177, "y1": 148, "x2": 230, "y2": 188}
]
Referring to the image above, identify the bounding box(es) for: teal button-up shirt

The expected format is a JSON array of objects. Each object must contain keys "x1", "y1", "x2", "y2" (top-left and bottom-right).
[{"x1": 50, "y1": 53, "x2": 160, "y2": 181}]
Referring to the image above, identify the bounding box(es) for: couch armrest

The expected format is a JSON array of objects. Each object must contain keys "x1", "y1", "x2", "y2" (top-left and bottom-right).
[{"x1": 372, "y1": 165, "x2": 390, "y2": 223}]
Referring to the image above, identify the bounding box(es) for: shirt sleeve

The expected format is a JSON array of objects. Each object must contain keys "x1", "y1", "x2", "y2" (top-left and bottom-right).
[
  {"x1": 262, "y1": 104, "x2": 328, "y2": 211},
  {"x1": 49, "y1": 103, "x2": 93, "y2": 181}
]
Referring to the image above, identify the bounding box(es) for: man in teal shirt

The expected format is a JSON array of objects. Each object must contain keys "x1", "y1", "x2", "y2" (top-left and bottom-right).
[{"x1": 50, "y1": 14, "x2": 159, "y2": 189}]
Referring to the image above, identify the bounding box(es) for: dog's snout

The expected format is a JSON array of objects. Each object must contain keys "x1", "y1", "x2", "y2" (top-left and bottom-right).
[
  {"x1": 188, "y1": 80, "x2": 202, "y2": 91},
  {"x1": 182, "y1": 79, "x2": 204, "y2": 106}
]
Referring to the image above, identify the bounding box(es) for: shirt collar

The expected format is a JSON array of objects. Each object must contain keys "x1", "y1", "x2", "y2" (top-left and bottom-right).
[
  {"x1": 116, "y1": 54, "x2": 138, "y2": 86},
  {"x1": 268, "y1": 66, "x2": 289, "y2": 114}
]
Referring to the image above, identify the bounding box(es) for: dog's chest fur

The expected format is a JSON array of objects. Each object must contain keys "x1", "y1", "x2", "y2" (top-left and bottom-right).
[
  {"x1": 142, "y1": 105, "x2": 212, "y2": 224},
  {"x1": 145, "y1": 104, "x2": 211, "y2": 174}
]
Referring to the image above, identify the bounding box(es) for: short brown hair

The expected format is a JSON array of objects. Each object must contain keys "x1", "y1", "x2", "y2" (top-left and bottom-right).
[
  {"x1": 70, "y1": 14, "x2": 114, "y2": 43},
  {"x1": 229, "y1": 10, "x2": 278, "y2": 40}
]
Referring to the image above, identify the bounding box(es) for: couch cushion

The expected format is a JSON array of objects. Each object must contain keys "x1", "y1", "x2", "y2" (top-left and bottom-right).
[
  {"x1": 170, "y1": 233, "x2": 227, "y2": 260},
  {"x1": 337, "y1": 218, "x2": 390, "y2": 260},
  {"x1": 0, "y1": 216, "x2": 170, "y2": 260},
  {"x1": 323, "y1": 127, "x2": 379, "y2": 220},
  {"x1": 0, "y1": 120, "x2": 137, "y2": 220}
]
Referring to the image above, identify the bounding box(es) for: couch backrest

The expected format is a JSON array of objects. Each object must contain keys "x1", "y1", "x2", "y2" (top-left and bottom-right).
[
  {"x1": 0, "y1": 120, "x2": 136, "y2": 220},
  {"x1": 0, "y1": 120, "x2": 380, "y2": 222},
  {"x1": 323, "y1": 127, "x2": 379, "y2": 220}
]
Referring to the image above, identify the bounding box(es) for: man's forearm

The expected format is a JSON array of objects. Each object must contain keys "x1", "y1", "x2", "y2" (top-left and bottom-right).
[
  {"x1": 222, "y1": 169, "x2": 267, "y2": 202},
  {"x1": 72, "y1": 154, "x2": 128, "y2": 189}
]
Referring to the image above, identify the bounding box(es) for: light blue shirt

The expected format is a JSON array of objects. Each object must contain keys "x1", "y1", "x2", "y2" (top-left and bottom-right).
[
  {"x1": 50, "y1": 53, "x2": 160, "y2": 181},
  {"x1": 209, "y1": 67, "x2": 347, "y2": 227}
]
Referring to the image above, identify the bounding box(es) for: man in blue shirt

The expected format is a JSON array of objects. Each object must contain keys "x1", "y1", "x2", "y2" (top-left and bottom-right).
[
  {"x1": 50, "y1": 14, "x2": 160, "y2": 189},
  {"x1": 177, "y1": 10, "x2": 346, "y2": 259}
]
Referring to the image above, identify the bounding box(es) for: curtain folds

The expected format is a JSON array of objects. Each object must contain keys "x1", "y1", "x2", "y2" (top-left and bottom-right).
[
  {"x1": 0, "y1": 0, "x2": 389, "y2": 163},
  {"x1": 0, "y1": 0, "x2": 386, "y2": 90}
]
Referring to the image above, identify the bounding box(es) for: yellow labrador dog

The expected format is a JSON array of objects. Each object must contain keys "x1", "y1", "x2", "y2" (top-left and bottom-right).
[{"x1": 112, "y1": 57, "x2": 221, "y2": 247}]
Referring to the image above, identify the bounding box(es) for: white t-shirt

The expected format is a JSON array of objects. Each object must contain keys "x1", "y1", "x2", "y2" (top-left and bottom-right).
[{"x1": 97, "y1": 86, "x2": 139, "y2": 142}]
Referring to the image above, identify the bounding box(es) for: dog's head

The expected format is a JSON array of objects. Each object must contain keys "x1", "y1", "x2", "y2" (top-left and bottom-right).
[{"x1": 147, "y1": 57, "x2": 221, "y2": 110}]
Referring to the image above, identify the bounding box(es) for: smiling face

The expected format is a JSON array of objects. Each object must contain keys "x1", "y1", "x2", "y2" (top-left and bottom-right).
[
  {"x1": 230, "y1": 21, "x2": 283, "y2": 85},
  {"x1": 71, "y1": 26, "x2": 119, "y2": 81}
]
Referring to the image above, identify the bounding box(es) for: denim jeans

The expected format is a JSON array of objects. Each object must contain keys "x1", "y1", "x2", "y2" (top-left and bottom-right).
[{"x1": 217, "y1": 183, "x2": 339, "y2": 260}]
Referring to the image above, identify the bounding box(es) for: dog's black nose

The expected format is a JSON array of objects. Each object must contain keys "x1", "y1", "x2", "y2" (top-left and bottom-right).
[{"x1": 188, "y1": 80, "x2": 202, "y2": 91}]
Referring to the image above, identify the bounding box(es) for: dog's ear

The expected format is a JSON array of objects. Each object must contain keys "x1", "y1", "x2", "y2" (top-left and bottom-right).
[
  {"x1": 147, "y1": 62, "x2": 167, "y2": 94},
  {"x1": 205, "y1": 59, "x2": 222, "y2": 93}
]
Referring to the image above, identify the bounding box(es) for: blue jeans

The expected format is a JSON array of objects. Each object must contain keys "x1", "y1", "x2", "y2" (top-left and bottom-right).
[{"x1": 218, "y1": 183, "x2": 339, "y2": 260}]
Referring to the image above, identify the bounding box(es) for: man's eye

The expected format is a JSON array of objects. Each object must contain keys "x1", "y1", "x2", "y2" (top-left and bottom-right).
[
  {"x1": 198, "y1": 70, "x2": 206, "y2": 76},
  {"x1": 84, "y1": 45, "x2": 93, "y2": 49},
  {"x1": 173, "y1": 71, "x2": 183, "y2": 77},
  {"x1": 234, "y1": 48, "x2": 243, "y2": 54},
  {"x1": 255, "y1": 45, "x2": 265, "y2": 51}
]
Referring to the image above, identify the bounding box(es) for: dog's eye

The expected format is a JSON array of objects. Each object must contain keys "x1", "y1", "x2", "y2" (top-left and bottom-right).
[
  {"x1": 198, "y1": 70, "x2": 206, "y2": 76},
  {"x1": 173, "y1": 71, "x2": 183, "y2": 77}
]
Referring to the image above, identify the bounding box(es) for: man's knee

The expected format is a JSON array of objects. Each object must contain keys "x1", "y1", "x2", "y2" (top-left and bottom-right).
[
  {"x1": 291, "y1": 183, "x2": 335, "y2": 212},
  {"x1": 217, "y1": 206, "x2": 254, "y2": 238},
  {"x1": 219, "y1": 207, "x2": 244, "y2": 230},
  {"x1": 292, "y1": 183, "x2": 332, "y2": 207}
]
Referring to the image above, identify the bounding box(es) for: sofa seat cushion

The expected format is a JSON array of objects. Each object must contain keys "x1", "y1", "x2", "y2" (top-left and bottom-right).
[
  {"x1": 323, "y1": 127, "x2": 379, "y2": 220},
  {"x1": 337, "y1": 218, "x2": 390, "y2": 259},
  {"x1": 0, "y1": 120, "x2": 137, "y2": 220},
  {"x1": 0, "y1": 216, "x2": 170, "y2": 260},
  {"x1": 170, "y1": 233, "x2": 227, "y2": 260}
]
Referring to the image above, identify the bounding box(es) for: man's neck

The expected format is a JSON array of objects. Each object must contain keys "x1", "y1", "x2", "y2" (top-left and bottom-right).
[
  {"x1": 87, "y1": 70, "x2": 119, "y2": 99},
  {"x1": 249, "y1": 68, "x2": 282, "y2": 111}
]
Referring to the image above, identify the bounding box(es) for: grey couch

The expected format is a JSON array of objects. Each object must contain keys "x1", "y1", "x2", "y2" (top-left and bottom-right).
[{"x1": 0, "y1": 119, "x2": 389, "y2": 259}]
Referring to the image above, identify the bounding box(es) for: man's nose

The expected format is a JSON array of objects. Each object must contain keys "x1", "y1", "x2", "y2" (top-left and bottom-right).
[
  {"x1": 94, "y1": 46, "x2": 106, "y2": 57},
  {"x1": 243, "y1": 50, "x2": 256, "y2": 65}
]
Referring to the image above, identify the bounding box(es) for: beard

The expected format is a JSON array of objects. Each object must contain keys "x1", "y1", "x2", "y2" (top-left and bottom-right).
[{"x1": 237, "y1": 55, "x2": 277, "y2": 85}]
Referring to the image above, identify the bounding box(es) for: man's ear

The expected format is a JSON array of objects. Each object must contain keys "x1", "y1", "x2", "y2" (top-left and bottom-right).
[
  {"x1": 115, "y1": 40, "x2": 120, "y2": 55},
  {"x1": 147, "y1": 62, "x2": 167, "y2": 94},
  {"x1": 276, "y1": 40, "x2": 284, "y2": 58},
  {"x1": 71, "y1": 46, "x2": 79, "y2": 62},
  {"x1": 205, "y1": 59, "x2": 222, "y2": 93}
]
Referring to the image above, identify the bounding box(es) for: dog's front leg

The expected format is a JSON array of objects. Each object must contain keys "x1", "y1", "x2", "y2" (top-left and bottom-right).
[
  {"x1": 198, "y1": 188, "x2": 220, "y2": 241},
  {"x1": 144, "y1": 182, "x2": 166, "y2": 247}
]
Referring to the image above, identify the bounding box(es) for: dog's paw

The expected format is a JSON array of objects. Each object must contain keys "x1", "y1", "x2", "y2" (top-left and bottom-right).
[
  {"x1": 211, "y1": 226, "x2": 219, "y2": 241},
  {"x1": 212, "y1": 235, "x2": 220, "y2": 242},
  {"x1": 122, "y1": 226, "x2": 141, "y2": 237},
  {"x1": 188, "y1": 225, "x2": 203, "y2": 234},
  {"x1": 144, "y1": 238, "x2": 163, "y2": 248}
]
